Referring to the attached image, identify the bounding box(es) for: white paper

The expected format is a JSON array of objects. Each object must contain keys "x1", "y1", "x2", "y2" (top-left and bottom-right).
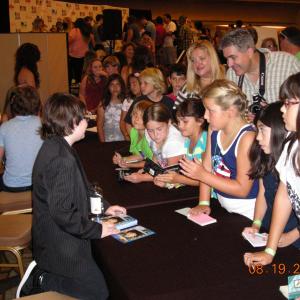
[{"x1": 175, "y1": 207, "x2": 191, "y2": 217}]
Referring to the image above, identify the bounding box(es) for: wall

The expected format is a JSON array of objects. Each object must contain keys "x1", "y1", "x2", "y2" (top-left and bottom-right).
[{"x1": 0, "y1": 33, "x2": 69, "y2": 111}]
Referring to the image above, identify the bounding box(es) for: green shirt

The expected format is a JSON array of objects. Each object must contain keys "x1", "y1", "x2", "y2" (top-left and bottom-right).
[
  {"x1": 129, "y1": 128, "x2": 153, "y2": 159},
  {"x1": 296, "y1": 51, "x2": 300, "y2": 61}
]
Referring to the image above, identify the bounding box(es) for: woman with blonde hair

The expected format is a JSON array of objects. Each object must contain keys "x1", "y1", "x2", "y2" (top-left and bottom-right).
[{"x1": 174, "y1": 40, "x2": 225, "y2": 109}]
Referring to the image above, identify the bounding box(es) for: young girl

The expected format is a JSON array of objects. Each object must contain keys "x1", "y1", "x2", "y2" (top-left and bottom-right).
[
  {"x1": 243, "y1": 102, "x2": 300, "y2": 248},
  {"x1": 180, "y1": 79, "x2": 258, "y2": 219},
  {"x1": 124, "y1": 67, "x2": 174, "y2": 127},
  {"x1": 79, "y1": 58, "x2": 107, "y2": 113},
  {"x1": 244, "y1": 73, "x2": 300, "y2": 267},
  {"x1": 119, "y1": 73, "x2": 142, "y2": 140},
  {"x1": 97, "y1": 74, "x2": 126, "y2": 142},
  {"x1": 155, "y1": 98, "x2": 207, "y2": 187},
  {"x1": 124, "y1": 103, "x2": 185, "y2": 184},
  {"x1": 113, "y1": 100, "x2": 153, "y2": 169}
]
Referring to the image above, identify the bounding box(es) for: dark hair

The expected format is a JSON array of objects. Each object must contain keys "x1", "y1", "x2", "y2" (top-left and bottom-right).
[
  {"x1": 279, "y1": 72, "x2": 300, "y2": 176},
  {"x1": 102, "y1": 74, "x2": 126, "y2": 108},
  {"x1": 246, "y1": 26, "x2": 258, "y2": 45},
  {"x1": 194, "y1": 21, "x2": 204, "y2": 31},
  {"x1": 155, "y1": 16, "x2": 163, "y2": 25},
  {"x1": 176, "y1": 98, "x2": 207, "y2": 131},
  {"x1": 164, "y1": 13, "x2": 171, "y2": 20},
  {"x1": 6, "y1": 85, "x2": 41, "y2": 117},
  {"x1": 168, "y1": 63, "x2": 187, "y2": 77},
  {"x1": 280, "y1": 26, "x2": 300, "y2": 47},
  {"x1": 131, "y1": 46, "x2": 154, "y2": 73},
  {"x1": 74, "y1": 18, "x2": 91, "y2": 40},
  {"x1": 14, "y1": 43, "x2": 41, "y2": 88},
  {"x1": 96, "y1": 14, "x2": 103, "y2": 22},
  {"x1": 249, "y1": 102, "x2": 287, "y2": 179},
  {"x1": 41, "y1": 93, "x2": 85, "y2": 139},
  {"x1": 143, "y1": 103, "x2": 171, "y2": 126},
  {"x1": 127, "y1": 73, "x2": 140, "y2": 98}
]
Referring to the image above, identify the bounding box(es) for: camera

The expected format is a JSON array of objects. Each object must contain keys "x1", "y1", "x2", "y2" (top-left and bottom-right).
[
  {"x1": 249, "y1": 95, "x2": 266, "y2": 115},
  {"x1": 116, "y1": 168, "x2": 134, "y2": 182}
]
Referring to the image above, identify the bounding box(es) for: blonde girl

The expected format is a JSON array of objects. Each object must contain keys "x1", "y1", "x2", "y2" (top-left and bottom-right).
[{"x1": 180, "y1": 79, "x2": 258, "y2": 219}]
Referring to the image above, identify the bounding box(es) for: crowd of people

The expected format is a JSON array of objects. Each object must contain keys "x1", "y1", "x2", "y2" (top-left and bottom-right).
[{"x1": 2, "y1": 13, "x2": 300, "y2": 299}]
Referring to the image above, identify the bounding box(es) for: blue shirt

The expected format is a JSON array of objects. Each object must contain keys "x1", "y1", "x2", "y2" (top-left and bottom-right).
[
  {"x1": 0, "y1": 116, "x2": 43, "y2": 187},
  {"x1": 211, "y1": 124, "x2": 258, "y2": 199},
  {"x1": 184, "y1": 131, "x2": 207, "y2": 160}
]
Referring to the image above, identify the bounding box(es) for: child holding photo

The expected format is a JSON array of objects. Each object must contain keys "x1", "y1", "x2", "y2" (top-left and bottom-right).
[
  {"x1": 244, "y1": 73, "x2": 300, "y2": 267},
  {"x1": 124, "y1": 103, "x2": 185, "y2": 184},
  {"x1": 113, "y1": 100, "x2": 153, "y2": 169},
  {"x1": 243, "y1": 102, "x2": 300, "y2": 248},
  {"x1": 180, "y1": 79, "x2": 258, "y2": 219},
  {"x1": 155, "y1": 98, "x2": 207, "y2": 187}
]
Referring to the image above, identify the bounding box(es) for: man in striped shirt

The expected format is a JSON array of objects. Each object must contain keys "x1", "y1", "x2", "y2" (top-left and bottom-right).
[{"x1": 221, "y1": 28, "x2": 300, "y2": 106}]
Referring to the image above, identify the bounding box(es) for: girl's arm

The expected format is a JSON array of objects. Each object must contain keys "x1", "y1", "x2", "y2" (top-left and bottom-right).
[
  {"x1": 119, "y1": 110, "x2": 130, "y2": 141},
  {"x1": 278, "y1": 228, "x2": 300, "y2": 248},
  {"x1": 155, "y1": 172, "x2": 200, "y2": 186},
  {"x1": 0, "y1": 147, "x2": 4, "y2": 163},
  {"x1": 244, "y1": 181, "x2": 292, "y2": 267},
  {"x1": 79, "y1": 76, "x2": 87, "y2": 105},
  {"x1": 96, "y1": 105, "x2": 105, "y2": 142},
  {"x1": 191, "y1": 127, "x2": 212, "y2": 215},
  {"x1": 180, "y1": 131, "x2": 256, "y2": 198},
  {"x1": 243, "y1": 179, "x2": 267, "y2": 234}
]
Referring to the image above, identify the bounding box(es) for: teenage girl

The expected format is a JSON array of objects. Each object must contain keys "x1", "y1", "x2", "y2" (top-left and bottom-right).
[
  {"x1": 119, "y1": 73, "x2": 142, "y2": 141},
  {"x1": 97, "y1": 74, "x2": 126, "y2": 142},
  {"x1": 113, "y1": 100, "x2": 153, "y2": 169},
  {"x1": 244, "y1": 73, "x2": 300, "y2": 267},
  {"x1": 79, "y1": 58, "x2": 107, "y2": 113},
  {"x1": 155, "y1": 98, "x2": 207, "y2": 187},
  {"x1": 243, "y1": 102, "x2": 300, "y2": 248},
  {"x1": 180, "y1": 79, "x2": 258, "y2": 219},
  {"x1": 124, "y1": 103, "x2": 185, "y2": 184}
]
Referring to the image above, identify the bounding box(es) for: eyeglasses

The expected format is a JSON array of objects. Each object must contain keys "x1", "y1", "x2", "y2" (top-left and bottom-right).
[{"x1": 283, "y1": 99, "x2": 300, "y2": 108}]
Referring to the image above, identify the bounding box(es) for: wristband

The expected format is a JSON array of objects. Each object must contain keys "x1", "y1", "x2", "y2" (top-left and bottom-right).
[
  {"x1": 264, "y1": 247, "x2": 276, "y2": 257},
  {"x1": 253, "y1": 219, "x2": 262, "y2": 228},
  {"x1": 199, "y1": 200, "x2": 210, "y2": 206}
]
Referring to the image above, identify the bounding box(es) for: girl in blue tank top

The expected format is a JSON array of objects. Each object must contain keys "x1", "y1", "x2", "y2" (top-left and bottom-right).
[
  {"x1": 155, "y1": 98, "x2": 207, "y2": 187},
  {"x1": 243, "y1": 102, "x2": 300, "y2": 248},
  {"x1": 180, "y1": 79, "x2": 258, "y2": 219}
]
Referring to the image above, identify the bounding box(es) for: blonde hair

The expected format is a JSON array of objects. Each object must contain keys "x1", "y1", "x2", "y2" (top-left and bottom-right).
[
  {"x1": 186, "y1": 40, "x2": 225, "y2": 93},
  {"x1": 202, "y1": 79, "x2": 248, "y2": 115},
  {"x1": 139, "y1": 68, "x2": 167, "y2": 95}
]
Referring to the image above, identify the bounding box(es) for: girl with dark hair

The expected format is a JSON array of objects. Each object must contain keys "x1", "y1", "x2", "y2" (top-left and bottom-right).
[
  {"x1": 0, "y1": 86, "x2": 42, "y2": 191},
  {"x1": 120, "y1": 42, "x2": 136, "y2": 84},
  {"x1": 243, "y1": 102, "x2": 300, "y2": 248},
  {"x1": 244, "y1": 72, "x2": 300, "y2": 267},
  {"x1": 154, "y1": 98, "x2": 207, "y2": 187},
  {"x1": 19, "y1": 92, "x2": 125, "y2": 299},
  {"x1": 79, "y1": 58, "x2": 107, "y2": 113},
  {"x1": 14, "y1": 42, "x2": 41, "y2": 88},
  {"x1": 119, "y1": 73, "x2": 142, "y2": 140},
  {"x1": 97, "y1": 74, "x2": 126, "y2": 142},
  {"x1": 124, "y1": 102, "x2": 185, "y2": 184}
]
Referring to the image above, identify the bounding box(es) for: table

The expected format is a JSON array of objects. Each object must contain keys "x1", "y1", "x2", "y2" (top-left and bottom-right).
[
  {"x1": 75, "y1": 133, "x2": 198, "y2": 209},
  {"x1": 93, "y1": 200, "x2": 299, "y2": 300}
]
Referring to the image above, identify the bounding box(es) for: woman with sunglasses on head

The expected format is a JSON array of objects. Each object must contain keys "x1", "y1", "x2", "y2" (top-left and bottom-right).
[{"x1": 244, "y1": 72, "x2": 300, "y2": 267}]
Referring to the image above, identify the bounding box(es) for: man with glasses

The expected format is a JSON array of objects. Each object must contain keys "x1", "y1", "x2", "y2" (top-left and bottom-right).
[
  {"x1": 220, "y1": 28, "x2": 300, "y2": 118},
  {"x1": 279, "y1": 26, "x2": 300, "y2": 61}
]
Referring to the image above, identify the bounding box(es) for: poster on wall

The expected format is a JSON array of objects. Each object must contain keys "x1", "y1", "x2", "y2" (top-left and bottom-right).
[{"x1": 8, "y1": 0, "x2": 129, "y2": 38}]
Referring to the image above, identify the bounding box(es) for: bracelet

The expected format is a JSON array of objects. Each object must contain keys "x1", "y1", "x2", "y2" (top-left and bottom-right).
[
  {"x1": 199, "y1": 200, "x2": 210, "y2": 206},
  {"x1": 264, "y1": 247, "x2": 276, "y2": 257},
  {"x1": 253, "y1": 219, "x2": 262, "y2": 228}
]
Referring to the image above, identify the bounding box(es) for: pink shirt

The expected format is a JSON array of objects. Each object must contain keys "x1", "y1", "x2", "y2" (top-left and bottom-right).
[{"x1": 68, "y1": 28, "x2": 89, "y2": 58}]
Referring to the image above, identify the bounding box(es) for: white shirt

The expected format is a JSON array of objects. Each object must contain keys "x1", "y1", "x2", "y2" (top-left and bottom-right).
[
  {"x1": 145, "y1": 124, "x2": 185, "y2": 164},
  {"x1": 121, "y1": 98, "x2": 134, "y2": 112},
  {"x1": 276, "y1": 139, "x2": 300, "y2": 220}
]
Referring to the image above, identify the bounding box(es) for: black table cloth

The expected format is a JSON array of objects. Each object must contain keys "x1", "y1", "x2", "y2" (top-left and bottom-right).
[{"x1": 75, "y1": 133, "x2": 198, "y2": 209}]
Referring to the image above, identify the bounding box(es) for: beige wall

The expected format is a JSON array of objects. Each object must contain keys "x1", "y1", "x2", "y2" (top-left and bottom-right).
[{"x1": 0, "y1": 33, "x2": 68, "y2": 112}]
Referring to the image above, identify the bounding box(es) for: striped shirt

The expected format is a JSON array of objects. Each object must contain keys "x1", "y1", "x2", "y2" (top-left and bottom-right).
[
  {"x1": 226, "y1": 48, "x2": 300, "y2": 105},
  {"x1": 173, "y1": 83, "x2": 201, "y2": 111}
]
